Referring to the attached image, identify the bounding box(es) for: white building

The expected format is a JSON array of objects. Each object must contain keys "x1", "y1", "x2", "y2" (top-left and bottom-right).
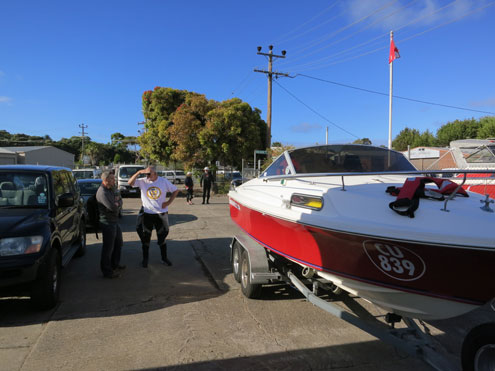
[{"x1": 0, "y1": 146, "x2": 75, "y2": 168}]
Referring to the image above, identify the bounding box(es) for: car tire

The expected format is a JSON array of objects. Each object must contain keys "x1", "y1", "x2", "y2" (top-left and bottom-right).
[
  {"x1": 31, "y1": 250, "x2": 61, "y2": 310},
  {"x1": 75, "y1": 221, "x2": 86, "y2": 257},
  {"x1": 461, "y1": 322, "x2": 495, "y2": 371}
]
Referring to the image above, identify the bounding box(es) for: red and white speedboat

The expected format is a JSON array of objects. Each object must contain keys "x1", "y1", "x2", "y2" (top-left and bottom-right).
[{"x1": 229, "y1": 144, "x2": 495, "y2": 320}]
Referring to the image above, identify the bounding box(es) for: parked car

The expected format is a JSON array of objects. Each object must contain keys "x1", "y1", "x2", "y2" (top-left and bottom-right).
[
  {"x1": 116, "y1": 165, "x2": 145, "y2": 196},
  {"x1": 77, "y1": 179, "x2": 122, "y2": 225},
  {"x1": 72, "y1": 168, "x2": 100, "y2": 180},
  {"x1": 224, "y1": 171, "x2": 246, "y2": 187},
  {"x1": 0, "y1": 165, "x2": 86, "y2": 309},
  {"x1": 160, "y1": 170, "x2": 186, "y2": 184}
]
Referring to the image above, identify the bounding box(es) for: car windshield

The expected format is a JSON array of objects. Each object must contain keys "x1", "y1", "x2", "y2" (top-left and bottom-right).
[
  {"x1": 262, "y1": 145, "x2": 416, "y2": 177},
  {"x1": 119, "y1": 167, "x2": 143, "y2": 179},
  {"x1": 73, "y1": 170, "x2": 94, "y2": 179},
  {"x1": 0, "y1": 171, "x2": 49, "y2": 208},
  {"x1": 78, "y1": 181, "x2": 101, "y2": 196}
]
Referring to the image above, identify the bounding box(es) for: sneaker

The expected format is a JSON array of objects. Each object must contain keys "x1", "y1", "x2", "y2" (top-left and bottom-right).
[
  {"x1": 104, "y1": 272, "x2": 120, "y2": 279},
  {"x1": 114, "y1": 265, "x2": 126, "y2": 271},
  {"x1": 162, "y1": 258, "x2": 172, "y2": 266}
]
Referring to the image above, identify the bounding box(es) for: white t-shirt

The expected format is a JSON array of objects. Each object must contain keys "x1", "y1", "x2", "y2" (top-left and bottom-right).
[{"x1": 134, "y1": 176, "x2": 178, "y2": 214}]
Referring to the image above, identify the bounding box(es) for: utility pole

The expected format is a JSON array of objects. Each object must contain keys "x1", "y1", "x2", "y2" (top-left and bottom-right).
[
  {"x1": 254, "y1": 45, "x2": 288, "y2": 149},
  {"x1": 79, "y1": 123, "x2": 88, "y2": 166}
]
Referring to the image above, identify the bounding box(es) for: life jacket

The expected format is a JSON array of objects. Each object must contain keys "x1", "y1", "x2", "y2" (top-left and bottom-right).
[{"x1": 386, "y1": 177, "x2": 468, "y2": 218}]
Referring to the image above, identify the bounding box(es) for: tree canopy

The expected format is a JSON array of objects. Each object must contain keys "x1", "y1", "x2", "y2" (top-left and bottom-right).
[
  {"x1": 392, "y1": 116, "x2": 495, "y2": 151},
  {"x1": 139, "y1": 87, "x2": 266, "y2": 169}
]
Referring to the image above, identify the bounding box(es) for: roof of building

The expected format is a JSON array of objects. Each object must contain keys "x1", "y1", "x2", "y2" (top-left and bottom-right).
[
  {"x1": 1, "y1": 146, "x2": 53, "y2": 152},
  {"x1": 0, "y1": 164, "x2": 72, "y2": 171},
  {"x1": 0, "y1": 148, "x2": 16, "y2": 154}
]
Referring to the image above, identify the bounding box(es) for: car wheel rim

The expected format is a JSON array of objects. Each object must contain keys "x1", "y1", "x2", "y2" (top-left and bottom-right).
[
  {"x1": 241, "y1": 258, "x2": 248, "y2": 288},
  {"x1": 233, "y1": 249, "x2": 239, "y2": 275}
]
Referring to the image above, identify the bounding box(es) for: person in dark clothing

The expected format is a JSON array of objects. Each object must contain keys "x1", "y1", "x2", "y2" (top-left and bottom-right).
[
  {"x1": 185, "y1": 171, "x2": 194, "y2": 205},
  {"x1": 200, "y1": 167, "x2": 214, "y2": 204},
  {"x1": 96, "y1": 171, "x2": 125, "y2": 279}
]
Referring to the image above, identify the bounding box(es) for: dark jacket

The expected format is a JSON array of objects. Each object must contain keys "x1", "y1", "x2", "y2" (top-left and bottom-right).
[
  {"x1": 96, "y1": 185, "x2": 122, "y2": 224},
  {"x1": 200, "y1": 172, "x2": 214, "y2": 188},
  {"x1": 185, "y1": 176, "x2": 193, "y2": 188}
]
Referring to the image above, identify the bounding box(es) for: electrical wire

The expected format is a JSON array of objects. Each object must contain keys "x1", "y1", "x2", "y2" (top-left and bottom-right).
[
  {"x1": 273, "y1": 79, "x2": 360, "y2": 139},
  {"x1": 274, "y1": 0, "x2": 341, "y2": 44},
  {"x1": 282, "y1": 0, "x2": 399, "y2": 65},
  {"x1": 296, "y1": 0, "x2": 495, "y2": 71},
  {"x1": 295, "y1": 73, "x2": 495, "y2": 115},
  {"x1": 283, "y1": 0, "x2": 462, "y2": 71}
]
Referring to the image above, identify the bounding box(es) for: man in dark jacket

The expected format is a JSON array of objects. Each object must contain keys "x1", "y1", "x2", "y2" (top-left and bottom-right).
[
  {"x1": 200, "y1": 167, "x2": 214, "y2": 204},
  {"x1": 96, "y1": 171, "x2": 124, "y2": 278}
]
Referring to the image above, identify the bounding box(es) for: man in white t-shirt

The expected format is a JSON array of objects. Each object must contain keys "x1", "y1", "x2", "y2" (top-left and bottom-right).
[{"x1": 129, "y1": 165, "x2": 179, "y2": 267}]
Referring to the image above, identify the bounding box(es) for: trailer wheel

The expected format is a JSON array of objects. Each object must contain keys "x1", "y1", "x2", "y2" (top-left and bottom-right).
[
  {"x1": 461, "y1": 322, "x2": 495, "y2": 371},
  {"x1": 240, "y1": 249, "x2": 262, "y2": 299},
  {"x1": 231, "y1": 241, "x2": 242, "y2": 283}
]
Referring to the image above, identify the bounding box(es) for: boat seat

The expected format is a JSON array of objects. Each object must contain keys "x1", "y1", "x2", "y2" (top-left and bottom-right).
[{"x1": 0, "y1": 182, "x2": 23, "y2": 206}]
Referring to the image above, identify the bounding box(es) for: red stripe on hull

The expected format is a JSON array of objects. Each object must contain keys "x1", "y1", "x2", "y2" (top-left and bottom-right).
[{"x1": 229, "y1": 198, "x2": 495, "y2": 306}]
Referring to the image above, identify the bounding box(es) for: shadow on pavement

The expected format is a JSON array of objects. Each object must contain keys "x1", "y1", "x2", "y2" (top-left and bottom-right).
[{"x1": 0, "y1": 236, "x2": 231, "y2": 326}]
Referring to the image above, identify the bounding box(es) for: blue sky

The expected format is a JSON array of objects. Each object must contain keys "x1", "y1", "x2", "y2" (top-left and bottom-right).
[{"x1": 1, "y1": 0, "x2": 494, "y2": 148}]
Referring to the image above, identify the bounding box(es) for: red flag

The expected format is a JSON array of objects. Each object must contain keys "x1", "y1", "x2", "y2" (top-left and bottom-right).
[{"x1": 389, "y1": 39, "x2": 400, "y2": 64}]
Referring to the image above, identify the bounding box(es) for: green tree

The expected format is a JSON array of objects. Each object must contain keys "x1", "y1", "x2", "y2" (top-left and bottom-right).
[
  {"x1": 199, "y1": 98, "x2": 266, "y2": 169},
  {"x1": 168, "y1": 93, "x2": 215, "y2": 169},
  {"x1": 85, "y1": 142, "x2": 104, "y2": 166},
  {"x1": 436, "y1": 119, "x2": 480, "y2": 146},
  {"x1": 139, "y1": 87, "x2": 266, "y2": 169},
  {"x1": 353, "y1": 138, "x2": 372, "y2": 145},
  {"x1": 392, "y1": 128, "x2": 422, "y2": 151},
  {"x1": 139, "y1": 87, "x2": 189, "y2": 164},
  {"x1": 477, "y1": 116, "x2": 495, "y2": 139}
]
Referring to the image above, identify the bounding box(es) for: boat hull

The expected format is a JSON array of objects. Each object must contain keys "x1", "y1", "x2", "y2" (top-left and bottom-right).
[{"x1": 229, "y1": 196, "x2": 494, "y2": 320}]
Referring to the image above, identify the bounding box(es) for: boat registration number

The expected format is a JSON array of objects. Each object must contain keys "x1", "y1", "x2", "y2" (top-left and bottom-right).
[{"x1": 363, "y1": 241, "x2": 426, "y2": 281}]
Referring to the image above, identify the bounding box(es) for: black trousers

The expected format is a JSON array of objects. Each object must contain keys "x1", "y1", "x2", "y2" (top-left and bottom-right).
[
  {"x1": 136, "y1": 208, "x2": 170, "y2": 248},
  {"x1": 100, "y1": 223, "x2": 123, "y2": 276},
  {"x1": 202, "y1": 186, "x2": 211, "y2": 203},
  {"x1": 186, "y1": 188, "x2": 193, "y2": 202}
]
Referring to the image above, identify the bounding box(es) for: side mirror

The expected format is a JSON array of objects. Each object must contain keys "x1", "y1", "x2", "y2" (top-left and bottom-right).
[{"x1": 57, "y1": 193, "x2": 74, "y2": 207}]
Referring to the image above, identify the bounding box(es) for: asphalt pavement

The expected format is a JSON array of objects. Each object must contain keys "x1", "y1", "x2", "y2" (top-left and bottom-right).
[{"x1": 1, "y1": 193, "x2": 494, "y2": 371}]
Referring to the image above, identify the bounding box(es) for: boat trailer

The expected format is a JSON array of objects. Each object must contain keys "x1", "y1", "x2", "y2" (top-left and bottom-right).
[{"x1": 230, "y1": 233, "x2": 495, "y2": 371}]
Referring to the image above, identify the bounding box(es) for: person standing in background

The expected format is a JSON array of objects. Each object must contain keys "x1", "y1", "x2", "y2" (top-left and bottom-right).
[
  {"x1": 185, "y1": 171, "x2": 194, "y2": 205},
  {"x1": 200, "y1": 167, "x2": 214, "y2": 204}
]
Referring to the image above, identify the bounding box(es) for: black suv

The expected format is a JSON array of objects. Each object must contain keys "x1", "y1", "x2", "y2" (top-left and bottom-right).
[{"x1": 0, "y1": 165, "x2": 86, "y2": 309}]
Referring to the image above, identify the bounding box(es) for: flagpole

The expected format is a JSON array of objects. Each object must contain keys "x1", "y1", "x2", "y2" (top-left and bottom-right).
[{"x1": 388, "y1": 30, "x2": 393, "y2": 150}]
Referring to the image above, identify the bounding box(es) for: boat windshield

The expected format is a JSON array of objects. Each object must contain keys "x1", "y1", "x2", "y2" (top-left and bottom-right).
[{"x1": 262, "y1": 145, "x2": 416, "y2": 176}]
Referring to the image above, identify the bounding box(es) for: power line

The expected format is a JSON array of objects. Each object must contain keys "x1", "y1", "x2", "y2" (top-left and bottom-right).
[
  {"x1": 282, "y1": 0, "x2": 462, "y2": 71},
  {"x1": 285, "y1": 0, "x2": 495, "y2": 72},
  {"x1": 273, "y1": 79, "x2": 360, "y2": 140},
  {"x1": 283, "y1": 0, "x2": 399, "y2": 65},
  {"x1": 296, "y1": 73, "x2": 495, "y2": 115},
  {"x1": 273, "y1": 0, "x2": 341, "y2": 44}
]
